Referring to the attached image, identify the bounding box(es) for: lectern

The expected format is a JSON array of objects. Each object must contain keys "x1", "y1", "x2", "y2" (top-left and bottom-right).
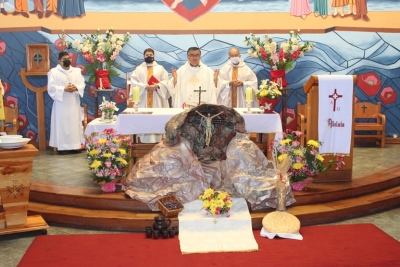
[{"x1": 303, "y1": 75, "x2": 357, "y2": 182}]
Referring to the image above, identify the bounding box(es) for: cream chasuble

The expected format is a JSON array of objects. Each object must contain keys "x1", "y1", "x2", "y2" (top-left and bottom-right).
[
  {"x1": 47, "y1": 65, "x2": 85, "y2": 150},
  {"x1": 168, "y1": 61, "x2": 217, "y2": 108},
  {"x1": 130, "y1": 62, "x2": 170, "y2": 143},
  {"x1": 217, "y1": 61, "x2": 258, "y2": 108}
]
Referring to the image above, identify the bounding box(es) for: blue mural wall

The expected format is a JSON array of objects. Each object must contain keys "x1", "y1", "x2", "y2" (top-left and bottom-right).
[{"x1": 0, "y1": 30, "x2": 399, "y2": 141}]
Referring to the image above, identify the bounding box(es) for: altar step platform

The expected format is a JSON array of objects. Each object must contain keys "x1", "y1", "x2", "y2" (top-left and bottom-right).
[{"x1": 27, "y1": 161, "x2": 400, "y2": 231}]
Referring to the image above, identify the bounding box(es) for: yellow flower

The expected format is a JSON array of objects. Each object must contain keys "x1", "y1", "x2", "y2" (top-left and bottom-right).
[
  {"x1": 204, "y1": 188, "x2": 214, "y2": 196},
  {"x1": 90, "y1": 160, "x2": 102, "y2": 169},
  {"x1": 260, "y1": 89, "x2": 268, "y2": 97},
  {"x1": 225, "y1": 200, "x2": 233, "y2": 208},
  {"x1": 293, "y1": 162, "x2": 303, "y2": 170},
  {"x1": 89, "y1": 149, "x2": 98, "y2": 156},
  {"x1": 202, "y1": 200, "x2": 210, "y2": 208},
  {"x1": 307, "y1": 140, "x2": 319, "y2": 147},
  {"x1": 103, "y1": 152, "x2": 112, "y2": 158},
  {"x1": 209, "y1": 207, "x2": 217, "y2": 215},
  {"x1": 98, "y1": 138, "x2": 107, "y2": 144},
  {"x1": 113, "y1": 138, "x2": 121, "y2": 143},
  {"x1": 217, "y1": 192, "x2": 227, "y2": 200},
  {"x1": 280, "y1": 139, "x2": 291, "y2": 145},
  {"x1": 316, "y1": 154, "x2": 324, "y2": 162},
  {"x1": 272, "y1": 89, "x2": 282, "y2": 95},
  {"x1": 116, "y1": 157, "x2": 127, "y2": 165},
  {"x1": 278, "y1": 153, "x2": 287, "y2": 162},
  {"x1": 293, "y1": 149, "x2": 303, "y2": 156},
  {"x1": 118, "y1": 148, "x2": 126, "y2": 155}
]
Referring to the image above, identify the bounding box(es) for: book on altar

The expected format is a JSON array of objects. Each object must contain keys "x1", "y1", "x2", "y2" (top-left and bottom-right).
[{"x1": 148, "y1": 75, "x2": 159, "y2": 85}]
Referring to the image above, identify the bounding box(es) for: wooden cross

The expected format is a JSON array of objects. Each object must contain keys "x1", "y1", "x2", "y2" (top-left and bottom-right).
[
  {"x1": 213, "y1": 219, "x2": 218, "y2": 224},
  {"x1": 194, "y1": 86, "x2": 206, "y2": 105},
  {"x1": 361, "y1": 104, "x2": 367, "y2": 113}
]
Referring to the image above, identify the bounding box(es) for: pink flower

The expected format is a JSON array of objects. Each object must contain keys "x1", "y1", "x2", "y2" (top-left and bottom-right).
[
  {"x1": 101, "y1": 182, "x2": 117, "y2": 193},
  {"x1": 110, "y1": 147, "x2": 117, "y2": 153},
  {"x1": 105, "y1": 161, "x2": 111, "y2": 168},
  {"x1": 292, "y1": 140, "x2": 300, "y2": 147}
]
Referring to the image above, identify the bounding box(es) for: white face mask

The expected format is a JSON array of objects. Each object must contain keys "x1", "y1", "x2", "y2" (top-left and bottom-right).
[{"x1": 230, "y1": 57, "x2": 240, "y2": 65}]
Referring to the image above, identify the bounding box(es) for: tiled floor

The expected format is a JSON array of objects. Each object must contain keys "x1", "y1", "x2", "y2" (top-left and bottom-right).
[{"x1": 1, "y1": 144, "x2": 400, "y2": 266}]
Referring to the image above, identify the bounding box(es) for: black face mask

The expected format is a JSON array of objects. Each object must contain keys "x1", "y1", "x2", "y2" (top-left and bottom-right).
[
  {"x1": 62, "y1": 59, "x2": 71, "y2": 67},
  {"x1": 144, "y1": 56, "x2": 154, "y2": 64}
]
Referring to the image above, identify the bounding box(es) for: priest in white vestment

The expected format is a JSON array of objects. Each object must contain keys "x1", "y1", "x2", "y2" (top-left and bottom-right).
[
  {"x1": 169, "y1": 47, "x2": 218, "y2": 108},
  {"x1": 130, "y1": 48, "x2": 170, "y2": 143},
  {"x1": 217, "y1": 47, "x2": 258, "y2": 108},
  {"x1": 48, "y1": 51, "x2": 85, "y2": 154}
]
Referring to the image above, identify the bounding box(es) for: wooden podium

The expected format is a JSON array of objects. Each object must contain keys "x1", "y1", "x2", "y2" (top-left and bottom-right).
[
  {"x1": 303, "y1": 75, "x2": 357, "y2": 182},
  {"x1": 0, "y1": 144, "x2": 49, "y2": 235}
]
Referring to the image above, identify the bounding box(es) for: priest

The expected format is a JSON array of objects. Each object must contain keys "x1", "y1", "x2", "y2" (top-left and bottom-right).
[
  {"x1": 217, "y1": 47, "x2": 258, "y2": 108},
  {"x1": 130, "y1": 48, "x2": 170, "y2": 143},
  {"x1": 48, "y1": 51, "x2": 85, "y2": 155},
  {"x1": 169, "y1": 47, "x2": 218, "y2": 108}
]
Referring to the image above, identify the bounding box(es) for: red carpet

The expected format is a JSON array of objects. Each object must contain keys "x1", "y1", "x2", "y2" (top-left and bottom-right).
[{"x1": 18, "y1": 224, "x2": 400, "y2": 267}]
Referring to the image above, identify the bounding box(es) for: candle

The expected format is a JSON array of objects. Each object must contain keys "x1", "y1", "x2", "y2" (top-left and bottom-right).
[
  {"x1": 245, "y1": 87, "x2": 253, "y2": 102},
  {"x1": 132, "y1": 86, "x2": 140, "y2": 103},
  {"x1": 0, "y1": 79, "x2": 5, "y2": 120}
]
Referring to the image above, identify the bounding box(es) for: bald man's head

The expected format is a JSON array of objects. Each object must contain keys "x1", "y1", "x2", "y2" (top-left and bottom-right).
[{"x1": 229, "y1": 48, "x2": 240, "y2": 57}]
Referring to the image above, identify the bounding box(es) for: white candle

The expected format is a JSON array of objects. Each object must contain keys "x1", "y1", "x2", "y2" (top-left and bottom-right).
[
  {"x1": 0, "y1": 80, "x2": 5, "y2": 120},
  {"x1": 132, "y1": 86, "x2": 140, "y2": 102},
  {"x1": 245, "y1": 87, "x2": 253, "y2": 102}
]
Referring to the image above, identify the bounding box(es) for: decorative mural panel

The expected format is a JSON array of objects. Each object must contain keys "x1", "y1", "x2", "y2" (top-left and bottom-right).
[{"x1": 0, "y1": 31, "x2": 399, "y2": 141}]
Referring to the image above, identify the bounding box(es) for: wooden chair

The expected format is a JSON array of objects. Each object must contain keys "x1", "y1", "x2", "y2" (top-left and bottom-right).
[
  {"x1": 3, "y1": 106, "x2": 19, "y2": 135},
  {"x1": 354, "y1": 102, "x2": 386, "y2": 148},
  {"x1": 296, "y1": 102, "x2": 310, "y2": 146}
]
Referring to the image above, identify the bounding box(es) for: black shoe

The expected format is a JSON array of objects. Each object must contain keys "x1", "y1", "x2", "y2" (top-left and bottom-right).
[
  {"x1": 29, "y1": 9, "x2": 39, "y2": 14},
  {"x1": 70, "y1": 149, "x2": 82, "y2": 154},
  {"x1": 58, "y1": 150, "x2": 69, "y2": 155},
  {"x1": 45, "y1": 10, "x2": 52, "y2": 17},
  {"x1": 1, "y1": 8, "x2": 7, "y2": 15}
]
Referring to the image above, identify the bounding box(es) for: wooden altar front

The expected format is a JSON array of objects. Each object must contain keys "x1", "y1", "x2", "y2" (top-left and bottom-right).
[{"x1": 303, "y1": 75, "x2": 357, "y2": 182}]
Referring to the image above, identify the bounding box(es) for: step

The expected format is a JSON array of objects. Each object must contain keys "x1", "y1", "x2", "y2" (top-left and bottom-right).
[
  {"x1": 29, "y1": 161, "x2": 400, "y2": 211},
  {"x1": 28, "y1": 185, "x2": 400, "y2": 231}
]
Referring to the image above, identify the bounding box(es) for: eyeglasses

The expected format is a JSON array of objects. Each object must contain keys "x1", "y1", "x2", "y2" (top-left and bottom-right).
[{"x1": 188, "y1": 54, "x2": 200, "y2": 58}]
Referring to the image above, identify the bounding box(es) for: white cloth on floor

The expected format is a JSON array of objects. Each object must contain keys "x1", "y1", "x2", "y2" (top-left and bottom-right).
[
  {"x1": 260, "y1": 227, "x2": 303, "y2": 240},
  {"x1": 178, "y1": 198, "x2": 258, "y2": 254},
  {"x1": 318, "y1": 75, "x2": 353, "y2": 154}
]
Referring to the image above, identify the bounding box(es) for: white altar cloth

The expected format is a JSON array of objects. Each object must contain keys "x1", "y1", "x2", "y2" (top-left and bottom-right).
[
  {"x1": 82, "y1": 118, "x2": 116, "y2": 143},
  {"x1": 178, "y1": 198, "x2": 258, "y2": 254},
  {"x1": 115, "y1": 108, "x2": 282, "y2": 135}
]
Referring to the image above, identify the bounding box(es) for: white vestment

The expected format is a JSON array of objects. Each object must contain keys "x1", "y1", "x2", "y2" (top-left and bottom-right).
[
  {"x1": 217, "y1": 60, "x2": 258, "y2": 108},
  {"x1": 48, "y1": 65, "x2": 85, "y2": 150},
  {"x1": 130, "y1": 61, "x2": 170, "y2": 143},
  {"x1": 168, "y1": 61, "x2": 217, "y2": 108}
]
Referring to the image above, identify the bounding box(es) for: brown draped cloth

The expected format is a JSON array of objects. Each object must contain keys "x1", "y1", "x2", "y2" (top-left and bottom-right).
[
  {"x1": 231, "y1": 67, "x2": 238, "y2": 108},
  {"x1": 147, "y1": 66, "x2": 153, "y2": 107}
]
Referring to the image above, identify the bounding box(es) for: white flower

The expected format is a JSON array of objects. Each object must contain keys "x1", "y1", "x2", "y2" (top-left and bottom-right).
[
  {"x1": 81, "y1": 46, "x2": 89, "y2": 53},
  {"x1": 117, "y1": 40, "x2": 123, "y2": 45},
  {"x1": 299, "y1": 51, "x2": 304, "y2": 58},
  {"x1": 270, "y1": 42, "x2": 277, "y2": 53},
  {"x1": 116, "y1": 45, "x2": 122, "y2": 51},
  {"x1": 247, "y1": 49, "x2": 252, "y2": 55},
  {"x1": 291, "y1": 38, "x2": 298, "y2": 45},
  {"x1": 307, "y1": 46, "x2": 313, "y2": 52},
  {"x1": 252, "y1": 52, "x2": 258, "y2": 57},
  {"x1": 255, "y1": 44, "x2": 260, "y2": 51},
  {"x1": 292, "y1": 45, "x2": 299, "y2": 52},
  {"x1": 74, "y1": 39, "x2": 81, "y2": 45}
]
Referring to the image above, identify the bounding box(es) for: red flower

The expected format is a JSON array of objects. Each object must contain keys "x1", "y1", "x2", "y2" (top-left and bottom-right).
[{"x1": 260, "y1": 48, "x2": 267, "y2": 60}]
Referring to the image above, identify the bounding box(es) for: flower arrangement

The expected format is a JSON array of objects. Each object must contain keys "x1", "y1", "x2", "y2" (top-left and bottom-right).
[
  {"x1": 256, "y1": 79, "x2": 282, "y2": 100},
  {"x1": 244, "y1": 30, "x2": 315, "y2": 71},
  {"x1": 99, "y1": 96, "x2": 118, "y2": 121},
  {"x1": 272, "y1": 130, "x2": 344, "y2": 190},
  {"x1": 86, "y1": 128, "x2": 132, "y2": 185},
  {"x1": 68, "y1": 28, "x2": 131, "y2": 82},
  {"x1": 199, "y1": 188, "x2": 232, "y2": 216}
]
